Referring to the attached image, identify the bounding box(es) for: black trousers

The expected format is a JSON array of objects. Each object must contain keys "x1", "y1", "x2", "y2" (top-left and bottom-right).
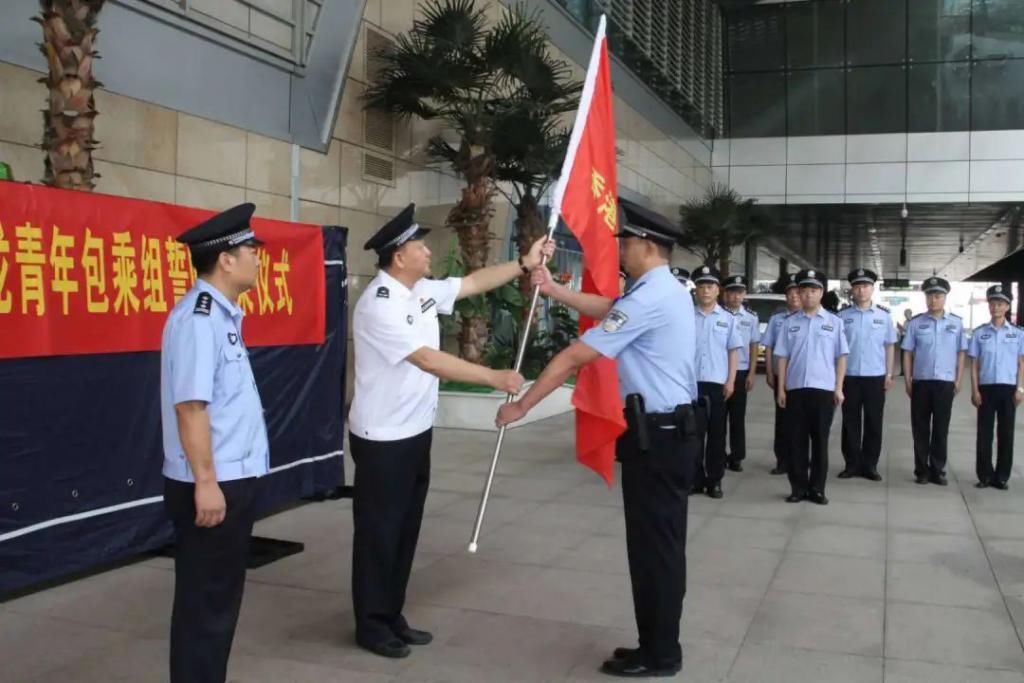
[
  {"x1": 773, "y1": 398, "x2": 788, "y2": 471},
  {"x1": 977, "y1": 384, "x2": 1017, "y2": 484},
  {"x1": 785, "y1": 389, "x2": 835, "y2": 495},
  {"x1": 696, "y1": 382, "x2": 726, "y2": 485},
  {"x1": 617, "y1": 421, "x2": 699, "y2": 666},
  {"x1": 910, "y1": 381, "x2": 955, "y2": 478},
  {"x1": 350, "y1": 428, "x2": 431, "y2": 646},
  {"x1": 841, "y1": 375, "x2": 886, "y2": 473},
  {"x1": 726, "y1": 370, "x2": 749, "y2": 463},
  {"x1": 165, "y1": 476, "x2": 260, "y2": 683}
]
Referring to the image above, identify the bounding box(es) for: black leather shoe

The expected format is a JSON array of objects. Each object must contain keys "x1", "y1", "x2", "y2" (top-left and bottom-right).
[
  {"x1": 976, "y1": 481, "x2": 990, "y2": 489},
  {"x1": 785, "y1": 492, "x2": 805, "y2": 503},
  {"x1": 915, "y1": 475, "x2": 929, "y2": 485},
  {"x1": 726, "y1": 461, "x2": 743, "y2": 472},
  {"x1": 837, "y1": 469, "x2": 857, "y2": 479},
  {"x1": 396, "y1": 626, "x2": 433, "y2": 645},
  {"x1": 807, "y1": 491, "x2": 829, "y2": 505},
  {"x1": 992, "y1": 481, "x2": 1009, "y2": 491},
  {"x1": 600, "y1": 657, "x2": 681, "y2": 678},
  {"x1": 862, "y1": 470, "x2": 882, "y2": 482},
  {"x1": 770, "y1": 466, "x2": 787, "y2": 475},
  {"x1": 357, "y1": 637, "x2": 411, "y2": 659},
  {"x1": 930, "y1": 474, "x2": 948, "y2": 486},
  {"x1": 612, "y1": 647, "x2": 641, "y2": 660},
  {"x1": 706, "y1": 483, "x2": 724, "y2": 499}
]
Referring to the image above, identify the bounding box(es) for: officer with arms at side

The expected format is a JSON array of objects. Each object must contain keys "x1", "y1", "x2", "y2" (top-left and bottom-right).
[
  {"x1": 837, "y1": 268, "x2": 897, "y2": 482},
  {"x1": 969, "y1": 284, "x2": 1024, "y2": 490},
  {"x1": 774, "y1": 269, "x2": 848, "y2": 505},
  {"x1": 498, "y1": 198, "x2": 699, "y2": 678},
  {"x1": 691, "y1": 265, "x2": 742, "y2": 499},
  {"x1": 348, "y1": 202, "x2": 551, "y2": 659},
  {"x1": 160, "y1": 202, "x2": 269, "y2": 683},
  {"x1": 762, "y1": 273, "x2": 801, "y2": 475},
  {"x1": 901, "y1": 277, "x2": 967, "y2": 485},
  {"x1": 722, "y1": 274, "x2": 760, "y2": 473}
]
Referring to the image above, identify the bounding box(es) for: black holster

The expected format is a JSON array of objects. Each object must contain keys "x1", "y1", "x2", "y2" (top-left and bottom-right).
[{"x1": 625, "y1": 393, "x2": 650, "y2": 452}]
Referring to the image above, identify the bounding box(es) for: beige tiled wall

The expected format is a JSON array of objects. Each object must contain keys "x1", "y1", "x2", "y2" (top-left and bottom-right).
[{"x1": 0, "y1": 0, "x2": 714, "y2": 399}]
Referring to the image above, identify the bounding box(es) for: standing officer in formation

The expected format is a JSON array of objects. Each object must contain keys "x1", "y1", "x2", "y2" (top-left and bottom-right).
[
  {"x1": 774, "y1": 270, "x2": 848, "y2": 505},
  {"x1": 499, "y1": 198, "x2": 698, "y2": 678},
  {"x1": 348, "y1": 202, "x2": 552, "y2": 658},
  {"x1": 901, "y1": 277, "x2": 966, "y2": 486},
  {"x1": 969, "y1": 284, "x2": 1024, "y2": 490},
  {"x1": 762, "y1": 273, "x2": 801, "y2": 475},
  {"x1": 723, "y1": 274, "x2": 760, "y2": 473},
  {"x1": 160, "y1": 203, "x2": 269, "y2": 683},
  {"x1": 691, "y1": 265, "x2": 743, "y2": 499},
  {"x1": 837, "y1": 268, "x2": 897, "y2": 482}
]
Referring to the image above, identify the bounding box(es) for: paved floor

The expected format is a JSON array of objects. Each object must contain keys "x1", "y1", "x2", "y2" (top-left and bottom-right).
[{"x1": 6, "y1": 385, "x2": 1024, "y2": 682}]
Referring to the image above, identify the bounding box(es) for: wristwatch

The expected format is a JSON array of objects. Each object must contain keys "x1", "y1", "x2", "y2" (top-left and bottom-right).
[{"x1": 517, "y1": 255, "x2": 530, "y2": 275}]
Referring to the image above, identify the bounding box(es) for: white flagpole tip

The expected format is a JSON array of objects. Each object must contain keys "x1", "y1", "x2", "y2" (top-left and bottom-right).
[{"x1": 467, "y1": 542, "x2": 478, "y2": 554}]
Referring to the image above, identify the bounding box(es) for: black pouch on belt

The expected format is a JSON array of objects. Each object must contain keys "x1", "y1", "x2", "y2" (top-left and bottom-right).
[{"x1": 625, "y1": 393, "x2": 650, "y2": 452}]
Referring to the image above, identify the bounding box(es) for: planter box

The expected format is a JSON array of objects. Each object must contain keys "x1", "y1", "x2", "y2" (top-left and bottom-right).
[{"x1": 435, "y1": 383, "x2": 575, "y2": 431}]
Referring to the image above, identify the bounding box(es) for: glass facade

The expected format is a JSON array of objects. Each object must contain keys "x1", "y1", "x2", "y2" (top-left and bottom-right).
[{"x1": 726, "y1": 0, "x2": 1024, "y2": 137}]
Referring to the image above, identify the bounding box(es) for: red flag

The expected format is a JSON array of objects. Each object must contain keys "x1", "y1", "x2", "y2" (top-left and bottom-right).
[{"x1": 551, "y1": 15, "x2": 625, "y2": 485}]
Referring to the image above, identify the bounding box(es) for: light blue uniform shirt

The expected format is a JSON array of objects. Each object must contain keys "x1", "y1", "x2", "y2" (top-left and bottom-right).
[
  {"x1": 694, "y1": 303, "x2": 744, "y2": 384},
  {"x1": 901, "y1": 312, "x2": 967, "y2": 382},
  {"x1": 969, "y1": 321, "x2": 1024, "y2": 386},
  {"x1": 160, "y1": 279, "x2": 270, "y2": 482},
  {"x1": 582, "y1": 265, "x2": 697, "y2": 412},
  {"x1": 774, "y1": 308, "x2": 849, "y2": 391},
  {"x1": 762, "y1": 308, "x2": 795, "y2": 373},
  {"x1": 726, "y1": 306, "x2": 761, "y2": 371},
  {"x1": 839, "y1": 303, "x2": 897, "y2": 377}
]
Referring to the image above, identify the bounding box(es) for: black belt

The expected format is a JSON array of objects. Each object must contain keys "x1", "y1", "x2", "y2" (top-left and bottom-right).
[{"x1": 644, "y1": 412, "x2": 679, "y2": 428}]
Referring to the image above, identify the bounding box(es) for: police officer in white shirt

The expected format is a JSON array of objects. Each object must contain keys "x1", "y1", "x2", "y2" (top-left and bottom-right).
[
  {"x1": 348, "y1": 203, "x2": 550, "y2": 658},
  {"x1": 161, "y1": 203, "x2": 269, "y2": 683}
]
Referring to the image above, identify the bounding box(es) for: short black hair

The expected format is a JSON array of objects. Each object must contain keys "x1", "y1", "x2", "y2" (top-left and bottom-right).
[
  {"x1": 377, "y1": 246, "x2": 398, "y2": 269},
  {"x1": 655, "y1": 242, "x2": 672, "y2": 259},
  {"x1": 192, "y1": 246, "x2": 240, "y2": 276}
]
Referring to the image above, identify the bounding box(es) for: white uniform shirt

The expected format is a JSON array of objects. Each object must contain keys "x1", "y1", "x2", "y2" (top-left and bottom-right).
[{"x1": 348, "y1": 270, "x2": 462, "y2": 441}]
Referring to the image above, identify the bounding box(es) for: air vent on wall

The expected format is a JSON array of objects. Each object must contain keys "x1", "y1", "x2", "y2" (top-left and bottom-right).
[
  {"x1": 363, "y1": 152, "x2": 395, "y2": 185},
  {"x1": 364, "y1": 109, "x2": 395, "y2": 151}
]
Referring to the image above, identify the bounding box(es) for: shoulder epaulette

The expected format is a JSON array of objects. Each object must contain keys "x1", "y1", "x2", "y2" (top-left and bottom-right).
[
  {"x1": 784, "y1": 310, "x2": 800, "y2": 319},
  {"x1": 911, "y1": 312, "x2": 927, "y2": 320},
  {"x1": 375, "y1": 286, "x2": 390, "y2": 299},
  {"x1": 839, "y1": 303, "x2": 851, "y2": 311},
  {"x1": 193, "y1": 292, "x2": 212, "y2": 316},
  {"x1": 877, "y1": 304, "x2": 890, "y2": 312},
  {"x1": 621, "y1": 281, "x2": 647, "y2": 299},
  {"x1": 949, "y1": 312, "x2": 962, "y2": 319}
]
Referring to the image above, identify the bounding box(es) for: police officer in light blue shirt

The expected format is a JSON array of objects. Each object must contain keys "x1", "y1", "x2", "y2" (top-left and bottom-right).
[
  {"x1": 762, "y1": 273, "x2": 802, "y2": 475},
  {"x1": 723, "y1": 274, "x2": 760, "y2": 473},
  {"x1": 969, "y1": 284, "x2": 1024, "y2": 490},
  {"x1": 499, "y1": 198, "x2": 698, "y2": 678},
  {"x1": 160, "y1": 203, "x2": 269, "y2": 683},
  {"x1": 774, "y1": 269, "x2": 848, "y2": 505},
  {"x1": 838, "y1": 268, "x2": 897, "y2": 483},
  {"x1": 901, "y1": 276, "x2": 967, "y2": 485},
  {"x1": 692, "y1": 265, "x2": 743, "y2": 499}
]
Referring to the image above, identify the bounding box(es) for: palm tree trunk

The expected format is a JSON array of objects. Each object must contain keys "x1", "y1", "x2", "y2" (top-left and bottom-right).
[
  {"x1": 37, "y1": 0, "x2": 106, "y2": 191},
  {"x1": 447, "y1": 152, "x2": 496, "y2": 364},
  {"x1": 514, "y1": 191, "x2": 546, "y2": 316}
]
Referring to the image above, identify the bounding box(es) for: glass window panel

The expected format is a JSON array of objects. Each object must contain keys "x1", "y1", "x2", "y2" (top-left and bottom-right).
[
  {"x1": 847, "y1": 0, "x2": 906, "y2": 66},
  {"x1": 847, "y1": 65, "x2": 906, "y2": 135},
  {"x1": 729, "y1": 72, "x2": 787, "y2": 137},
  {"x1": 972, "y1": 59, "x2": 1024, "y2": 131},
  {"x1": 908, "y1": 0, "x2": 971, "y2": 63},
  {"x1": 726, "y1": 5, "x2": 786, "y2": 73},
  {"x1": 787, "y1": 0, "x2": 845, "y2": 68},
  {"x1": 787, "y1": 68, "x2": 845, "y2": 136},
  {"x1": 973, "y1": 0, "x2": 1024, "y2": 60},
  {"x1": 908, "y1": 62, "x2": 970, "y2": 132}
]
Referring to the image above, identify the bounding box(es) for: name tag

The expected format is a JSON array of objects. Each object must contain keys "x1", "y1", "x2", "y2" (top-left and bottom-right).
[
  {"x1": 872, "y1": 318, "x2": 885, "y2": 325},
  {"x1": 945, "y1": 324, "x2": 957, "y2": 332},
  {"x1": 981, "y1": 333, "x2": 993, "y2": 341},
  {"x1": 821, "y1": 324, "x2": 834, "y2": 332},
  {"x1": 740, "y1": 321, "x2": 752, "y2": 327},
  {"x1": 842, "y1": 318, "x2": 854, "y2": 326},
  {"x1": 716, "y1": 321, "x2": 729, "y2": 328},
  {"x1": 1008, "y1": 333, "x2": 1019, "y2": 339},
  {"x1": 789, "y1": 326, "x2": 800, "y2": 333}
]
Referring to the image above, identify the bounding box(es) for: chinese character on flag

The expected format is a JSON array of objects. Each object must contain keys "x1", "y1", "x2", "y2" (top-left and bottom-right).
[{"x1": 550, "y1": 15, "x2": 625, "y2": 485}]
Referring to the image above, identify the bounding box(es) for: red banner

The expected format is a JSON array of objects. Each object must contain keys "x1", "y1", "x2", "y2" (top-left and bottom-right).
[
  {"x1": 0, "y1": 183, "x2": 325, "y2": 360},
  {"x1": 554, "y1": 16, "x2": 626, "y2": 485}
]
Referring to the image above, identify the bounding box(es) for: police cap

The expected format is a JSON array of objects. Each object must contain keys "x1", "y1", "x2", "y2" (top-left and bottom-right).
[
  {"x1": 176, "y1": 203, "x2": 264, "y2": 254},
  {"x1": 724, "y1": 274, "x2": 748, "y2": 290},
  {"x1": 671, "y1": 266, "x2": 690, "y2": 283},
  {"x1": 782, "y1": 272, "x2": 799, "y2": 291},
  {"x1": 922, "y1": 277, "x2": 951, "y2": 294},
  {"x1": 987, "y1": 284, "x2": 1013, "y2": 303},
  {"x1": 616, "y1": 198, "x2": 683, "y2": 247},
  {"x1": 363, "y1": 202, "x2": 431, "y2": 254},
  {"x1": 692, "y1": 264, "x2": 721, "y2": 285},
  {"x1": 796, "y1": 269, "x2": 826, "y2": 289},
  {"x1": 847, "y1": 268, "x2": 878, "y2": 285}
]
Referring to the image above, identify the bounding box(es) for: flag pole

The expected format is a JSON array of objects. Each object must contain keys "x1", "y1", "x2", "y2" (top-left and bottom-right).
[{"x1": 469, "y1": 15, "x2": 609, "y2": 553}]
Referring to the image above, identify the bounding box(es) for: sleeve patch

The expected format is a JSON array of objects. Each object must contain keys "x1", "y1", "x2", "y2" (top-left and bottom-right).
[
  {"x1": 376, "y1": 286, "x2": 390, "y2": 299},
  {"x1": 602, "y1": 309, "x2": 629, "y2": 332}
]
